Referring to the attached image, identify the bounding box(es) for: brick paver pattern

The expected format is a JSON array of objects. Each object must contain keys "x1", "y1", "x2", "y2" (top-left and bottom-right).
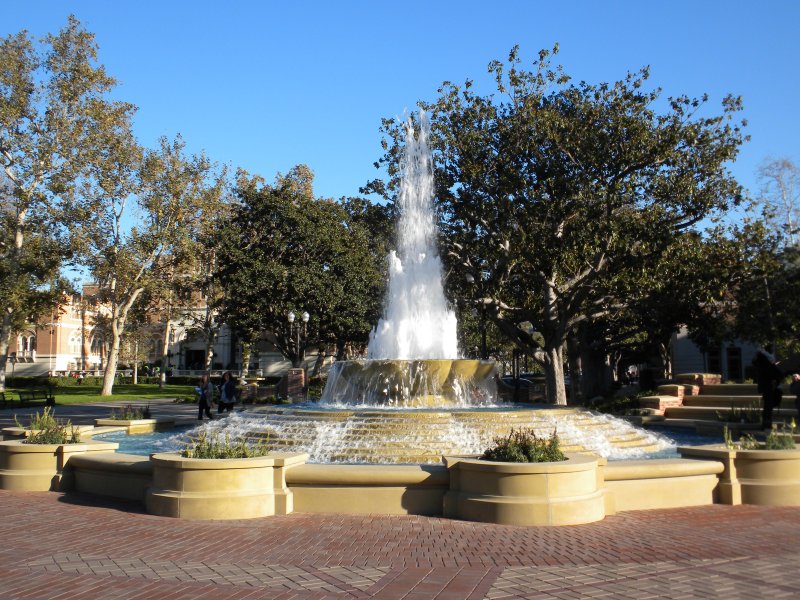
[{"x1": 0, "y1": 490, "x2": 799, "y2": 599}]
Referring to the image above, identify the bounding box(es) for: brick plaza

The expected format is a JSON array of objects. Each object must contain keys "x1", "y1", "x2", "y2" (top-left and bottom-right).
[{"x1": 0, "y1": 489, "x2": 799, "y2": 599}]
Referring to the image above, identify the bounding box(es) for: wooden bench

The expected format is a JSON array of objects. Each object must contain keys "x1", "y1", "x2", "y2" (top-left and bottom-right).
[{"x1": 17, "y1": 389, "x2": 55, "y2": 406}]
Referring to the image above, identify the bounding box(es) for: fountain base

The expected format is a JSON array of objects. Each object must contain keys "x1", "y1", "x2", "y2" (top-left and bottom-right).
[{"x1": 320, "y1": 359, "x2": 497, "y2": 407}]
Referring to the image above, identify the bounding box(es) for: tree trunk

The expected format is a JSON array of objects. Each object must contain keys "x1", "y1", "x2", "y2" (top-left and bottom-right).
[
  {"x1": 133, "y1": 338, "x2": 139, "y2": 385},
  {"x1": 311, "y1": 348, "x2": 324, "y2": 378},
  {"x1": 0, "y1": 312, "x2": 12, "y2": 392},
  {"x1": 159, "y1": 319, "x2": 170, "y2": 388},
  {"x1": 100, "y1": 322, "x2": 122, "y2": 396},
  {"x1": 543, "y1": 345, "x2": 567, "y2": 405},
  {"x1": 241, "y1": 343, "x2": 252, "y2": 378},
  {"x1": 566, "y1": 335, "x2": 581, "y2": 403},
  {"x1": 203, "y1": 329, "x2": 218, "y2": 372},
  {"x1": 100, "y1": 288, "x2": 142, "y2": 396}
]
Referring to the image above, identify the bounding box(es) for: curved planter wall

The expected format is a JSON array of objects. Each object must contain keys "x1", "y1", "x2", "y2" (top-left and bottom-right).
[
  {"x1": 443, "y1": 453, "x2": 605, "y2": 526},
  {"x1": 146, "y1": 452, "x2": 307, "y2": 520},
  {"x1": 94, "y1": 418, "x2": 175, "y2": 434},
  {"x1": 0, "y1": 440, "x2": 119, "y2": 491},
  {"x1": 679, "y1": 444, "x2": 800, "y2": 506}
]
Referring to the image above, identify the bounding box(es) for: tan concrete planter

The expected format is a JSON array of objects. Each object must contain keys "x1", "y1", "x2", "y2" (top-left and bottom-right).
[
  {"x1": 94, "y1": 418, "x2": 175, "y2": 434},
  {"x1": 679, "y1": 444, "x2": 800, "y2": 506},
  {"x1": 146, "y1": 452, "x2": 307, "y2": 520},
  {"x1": 0, "y1": 439, "x2": 119, "y2": 491},
  {"x1": 443, "y1": 453, "x2": 605, "y2": 526},
  {"x1": 2, "y1": 424, "x2": 95, "y2": 440}
]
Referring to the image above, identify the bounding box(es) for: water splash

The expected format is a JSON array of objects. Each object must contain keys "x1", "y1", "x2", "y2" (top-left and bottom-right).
[
  {"x1": 368, "y1": 110, "x2": 458, "y2": 360},
  {"x1": 124, "y1": 408, "x2": 677, "y2": 464}
]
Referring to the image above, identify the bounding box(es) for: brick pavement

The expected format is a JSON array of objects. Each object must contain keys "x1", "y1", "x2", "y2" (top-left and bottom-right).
[{"x1": 0, "y1": 491, "x2": 799, "y2": 599}]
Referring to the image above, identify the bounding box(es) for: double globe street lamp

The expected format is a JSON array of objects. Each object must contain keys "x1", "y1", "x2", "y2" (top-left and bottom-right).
[{"x1": 287, "y1": 311, "x2": 310, "y2": 368}]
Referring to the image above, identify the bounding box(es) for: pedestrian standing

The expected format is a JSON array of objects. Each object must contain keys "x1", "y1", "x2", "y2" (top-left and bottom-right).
[{"x1": 197, "y1": 374, "x2": 213, "y2": 420}]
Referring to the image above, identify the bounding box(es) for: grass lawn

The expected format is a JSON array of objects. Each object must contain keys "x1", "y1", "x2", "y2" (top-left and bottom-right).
[{"x1": 9, "y1": 384, "x2": 195, "y2": 405}]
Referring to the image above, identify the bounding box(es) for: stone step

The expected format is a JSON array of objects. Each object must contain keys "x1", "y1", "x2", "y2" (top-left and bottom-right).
[
  {"x1": 698, "y1": 383, "x2": 758, "y2": 396},
  {"x1": 665, "y1": 405, "x2": 798, "y2": 421},
  {"x1": 682, "y1": 396, "x2": 762, "y2": 407}
]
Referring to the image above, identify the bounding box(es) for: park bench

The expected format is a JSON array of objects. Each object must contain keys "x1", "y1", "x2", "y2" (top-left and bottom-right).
[
  {"x1": 17, "y1": 389, "x2": 55, "y2": 407},
  {"x1": 0, "y1": 392, "x2": 13, "y2": 409}
]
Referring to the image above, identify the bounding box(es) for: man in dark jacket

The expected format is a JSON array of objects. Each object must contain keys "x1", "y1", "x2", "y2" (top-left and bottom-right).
[{"x1": 752, "y1": 349, "x2": 783, "y2": 430}]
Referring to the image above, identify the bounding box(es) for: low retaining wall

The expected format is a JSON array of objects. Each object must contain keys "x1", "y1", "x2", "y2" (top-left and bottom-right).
[
  {"x1": 679, "y1": 445, "x2": 800, "y2": 506},
  {"x1": 94, "y1": 418, "x2": 176, "y2": 434},
  {"x1": 603, "y1": 458, "x2": 723, "y2": 512},
  {"x1": 286, "y1": 463, "x2": 449, "y2": 515},
  {"x1": 146, "y1": 452, "x2": 307, "y2": 520},
  {"x1": 0, "y1": 440, "x2": 119, "y2": 492},
  {"x1": 69, "y1": 452, "x2": 153, "y2": 502},
  {"x1": 443, "y1": 453, "x2": 605, "y2": 526}
]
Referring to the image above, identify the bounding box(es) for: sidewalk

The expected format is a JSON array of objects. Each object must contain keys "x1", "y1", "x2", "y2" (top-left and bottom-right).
[
  {"x1": 1, "y1": 401, "x2": 799, "y2": 598},
  {"x1": 0, "y1": 492, "x2": 798, "y2": 599}
]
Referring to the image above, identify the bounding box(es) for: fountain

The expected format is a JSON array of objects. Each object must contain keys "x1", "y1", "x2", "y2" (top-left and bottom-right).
[{"x1": 178, "y1": 111, "x2": 673, "y2": 464}]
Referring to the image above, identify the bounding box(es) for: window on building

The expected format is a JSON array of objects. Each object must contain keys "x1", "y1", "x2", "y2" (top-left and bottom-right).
[
  {"x1": 90, "y1": 335, "x2": 104, "y2": 354},
  {"x1": 68, "y1": 331, "x2": 82, "y2": 354}
]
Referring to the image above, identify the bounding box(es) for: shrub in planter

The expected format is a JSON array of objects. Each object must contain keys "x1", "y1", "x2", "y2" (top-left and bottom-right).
[
  {"x1": 108, "y1": 404, "x2": 152, "y2": 421},
  {"x1": 182, "y1": 431, "x2": 270, "y2": 459},
  {"x1": 481, "y1": 428, "x2": 566, "y2": 463},
  {"x1": 15, "y1": 407, "x2": 81, "y2": 445},
  {"x1": 443, "y1": 427, "x2": 605, "y2": 526}
]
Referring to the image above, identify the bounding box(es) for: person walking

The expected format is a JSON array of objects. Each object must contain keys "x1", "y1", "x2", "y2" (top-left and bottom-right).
[
  {"x1": 790, "y1": 373, "x2": 800, "y2": 421},
  {"x1": 217, "y1": 371, "x2": 237, "y2": 414},
  {"x1": 752, "y1": 348, "x2": 783, "y2": 430},
  {"x1": 197, "y1": 373, "x2": 214, "y2": 420}
]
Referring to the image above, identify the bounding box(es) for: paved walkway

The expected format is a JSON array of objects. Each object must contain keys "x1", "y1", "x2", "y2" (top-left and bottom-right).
[
  {"x1": 2, "y1": 401, "x2": 800, "y2": 598},
  {"x1": 0, "y1": 398, "x2": 201, "y2": 431},
  {"x1": 0, "y1": 492, "x2": 798, "y2": 599}
]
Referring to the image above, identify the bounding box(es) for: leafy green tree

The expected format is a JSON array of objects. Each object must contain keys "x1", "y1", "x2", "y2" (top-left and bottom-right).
[
  {"x1": 215, "y1": 167, "x2": 388, "y2": 367},
  {"x1": 0, "y1": 17, "x2": 128, "y2": 390},
  {"x1": 371, "y1": 46, "x2": 746, "y2": 404},
  {"x1": 74, "y1": 132, "x2": 223, "y2": 395}
]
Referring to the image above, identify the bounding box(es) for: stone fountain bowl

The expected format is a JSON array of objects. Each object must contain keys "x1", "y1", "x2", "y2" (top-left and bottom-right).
[{"x1": 321, "y1": 359, "x2": 497, "y2": 407}]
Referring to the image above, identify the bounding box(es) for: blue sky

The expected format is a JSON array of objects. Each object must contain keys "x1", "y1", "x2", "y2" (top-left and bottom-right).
[{"x1": 5, "y1": 1, "x2": 799, "y2": 206}]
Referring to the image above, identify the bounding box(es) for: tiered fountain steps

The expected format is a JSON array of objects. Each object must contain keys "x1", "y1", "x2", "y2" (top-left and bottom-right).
[{"x1": 237, "y1": 405, "x2": 665, "y2": 464}]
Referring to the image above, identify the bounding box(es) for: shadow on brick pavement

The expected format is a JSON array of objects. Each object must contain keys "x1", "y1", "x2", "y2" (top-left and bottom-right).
[{"x1": 0, "y1": 488, "x2": 798, "y2": 599}]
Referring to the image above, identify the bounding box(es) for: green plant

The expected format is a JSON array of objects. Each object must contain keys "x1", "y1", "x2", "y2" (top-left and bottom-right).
[
  {"x1": 715, "y1": 401, "x2": 761, "y2": 424},
  {"x1": 25, "y1": 424, "x2": 80, "y2": 445},
  {"x1": 765, "y1": 421, "x2": 797, "y2": 450},
  {"x1": 15, "y1": 406, "x2": 59, "y2": 430},
  {"x1": 109, "y1": 404, "x2": 144, "y2": 420},
  {"x1": 723, "y1": 425, "x2": 735, "y2": 450},
  {"x1": 181, "y1": 431, "x2": 270, "y2": 459},
  {"x1": 17, "y1": 408, "x2": 80, "y2": 445},
  {"x1": 481, "y1": 428, "x2": 566, "y2": 463},
  {"x1": 738, "y1": 433, "x2": 760, "y2": 450},
  {"x1": 584, "y1": 392, "x2": 644, "y2": 416}
]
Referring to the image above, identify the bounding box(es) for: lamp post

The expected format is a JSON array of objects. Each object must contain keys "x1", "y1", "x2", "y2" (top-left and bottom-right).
[
  {"x1": 287, "y1": 311, "x2": 310, "y2": 368},
  {"x1": 168, "y1": 326, "x2": 176, "y2": 370}
]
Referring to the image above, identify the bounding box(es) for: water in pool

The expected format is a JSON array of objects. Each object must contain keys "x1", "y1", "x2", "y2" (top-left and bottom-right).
[{"x1": 93, "y1": 421, "x2": 720, "y2": 462}]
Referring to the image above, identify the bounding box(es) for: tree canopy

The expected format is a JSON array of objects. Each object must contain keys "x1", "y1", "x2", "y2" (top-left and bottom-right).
[
  {"x1": 215, "y1": 167, "x2": 391, "y2": 367},
  {"x1": 371, "y1": 46, "x2": 747, "y2": 403}
]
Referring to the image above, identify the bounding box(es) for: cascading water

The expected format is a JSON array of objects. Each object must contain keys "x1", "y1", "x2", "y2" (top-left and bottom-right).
[
  {"x1": 171, "y1": 110, "x2": 674, "y2": 463},
  {"x1": 367, "y1": 110, "x2": 458, "y2": 360}
]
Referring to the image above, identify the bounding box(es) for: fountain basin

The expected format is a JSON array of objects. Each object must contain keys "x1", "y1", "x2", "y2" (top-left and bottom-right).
[{"x1": 321, "y1": 359, "x2": 497, "y2": 407}]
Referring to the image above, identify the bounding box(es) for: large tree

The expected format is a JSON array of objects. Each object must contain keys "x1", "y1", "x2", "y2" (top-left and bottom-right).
[
  {"x1": 215, "y1": 167, "x2": 389, "y2": 367},
  {"x1": 0, "y1": 16, "x2": 129, "y2": 389},
  {"x1": 74, "y1": 133, "x2": 223, "y2": 395},
  {"x1": 371, "y1": 46, "x2": 746, "y2": 404}
]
